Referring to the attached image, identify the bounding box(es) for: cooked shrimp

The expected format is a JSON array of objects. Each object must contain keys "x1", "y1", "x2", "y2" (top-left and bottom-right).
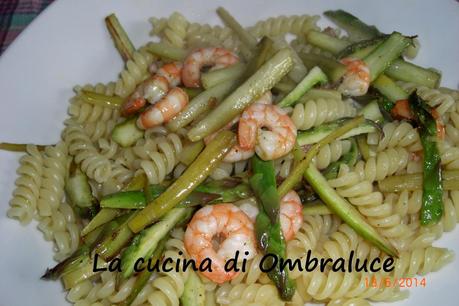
[
  {"x1": 121, "y1": 75, "x2": 169, "y2": 117},
  {"x1": 204, "y1": 92, "x2": 273, "y2": 162},
  {"x1": 238, "y1": 103, "x2": 297, "y2": 160},
  {"x1": 238, "y1": 191, "x2": 303, "y2": 242},
  {"x1": 137, "y1": 87, "x2": 189, "y2": 129},
  {"x1": 338, "y1": 57, "x2": 370, "y2": 96},
  {"x1": 279, "y1": 190, "x2": 303, "y2": 241},
  {"x1": 157, "y1": 61, "x2": 183, "y2": 87},
  {"x1": 121, "y1": 62, "x2": 183, "y2": 117},
  {"x1": 182, "y1": 48, "x2": 239, "y2": 88},
  {"x1": 184, "y1": 203, "x2": 257, "y2": 284}
]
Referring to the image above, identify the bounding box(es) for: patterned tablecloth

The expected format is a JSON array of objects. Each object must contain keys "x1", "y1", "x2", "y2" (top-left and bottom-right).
[{"x1": 0, "y1": 0, "x2": 53, "y2": 55}]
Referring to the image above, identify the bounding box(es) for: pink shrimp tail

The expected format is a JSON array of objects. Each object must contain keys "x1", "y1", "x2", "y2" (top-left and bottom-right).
[{"x1": 137, "y1": 87, "x2": 188, "y2": 129}]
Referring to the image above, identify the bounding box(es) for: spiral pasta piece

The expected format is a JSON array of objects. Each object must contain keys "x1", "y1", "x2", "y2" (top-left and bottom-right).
[
  {"x1": 229, "y1": 254, "x2": 270, "y2": 286},
  {"x1": 69, "y1": 83, "x2": 120, "y2": 125},
  {"x1": 287, "y1": 215, "x2": 326, "y2": 260},
  {"x1": 215, "y1": 282, "x2": 284, "y2": 306},
  {"x1": 294, "y1": 269, "x2": 408, "y2": 302},
  {"x1": 392, "y1": 247, "x2": 454, "y2": 279},
  {"x1": 114, "y1": 46, "x2": 156, "y2": 98},
  {"x1": 373, "y1": 121, "x2": 421, "y2": 152},
  {"x1": 314, "y1": 140, "x2": 352, "y2": 170},
  {"x1": 38, "y1": 201, "x2": 80, "y2": 261},
  {"x1": 149, "y1": 16, "x2": 168, "y2": 36},
  {"x1": 36, "y1": 142, "x2": 68, "y2": 217},
  {"x1": 7, "y1": 145, "x2": 44, "y2": 224},
  {"x1": 160, "y1": 12, "x2": 189, "y2": 48},
  {"x1": 320, "y1": 224, "x2": 381, "y2": 261},
  {"x1": 247, "y1": 15, "x2": 320, "y2": 38},
  {"x1": 439, "y1": 142, "x2": 459, "y2": 170},
  {"x1": 291, "y1": 98, "x2": 356, "y2": 130},
  {"x1": 134, "y1": 132, "x2": 183, "y2": 184},
  {"x1": 398, "y1": 82, "x2": 455, "y2": 115},
  {"x1": 354, "y1": 147, "x2": 410, "y2": 182},
  {"x1": 83, "y1": 118, "x2": 118, "y2": 143},
  {"x1": 186, "y1": 23, "x2": 242, "y2": 53},
  {"x1": 63, "y1": 121, "x2": 112, "y2": 183},
  {"x1": 147, "y1": 229, "x2": 189, "y2": 306},
  {"x1": 328, "y1": 165, "x2": 413, "y2": 243}
]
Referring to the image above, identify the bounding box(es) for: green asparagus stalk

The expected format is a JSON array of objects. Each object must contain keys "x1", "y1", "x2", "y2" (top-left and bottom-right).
[
  {"x1": 379, "y1": 171, "x2": 459, "y2": 193},
  {"x1": 409, "y1": 93, "x2": 443, "y2": 225},
  {"x1": 95, "y1": 211, "x2": 137, "y2": 261},
  {"x1": 0, "y1": 143, "x2": 47, "y2": 152},
  {"x1": 216, "y1": 7, "x2": 257, "y2": 50},
  {"x1": 129, "y1": 131, "x2": 236, "y2": 233},
  {"x1": 178, "y1": 140, "x2": 205, "y2": 166},
  {"x1": 146, "y1": 41, "x2": 187, "y2": 61},
  {"x1": 105, "y1": 14, "x2": 136, "y2": 62},
  {"x1": 277, "y1": 67, "x2": 328, "y2": 108},
  {"x1": 304, "y1": 165, "x2": 397, "y2": 256},
  {"x1": 299, "y1": 53, "x2": 346, "y2": 83},
  {"x1": 363, "y1": 32, "x2": 412, "y2": 81},
  {"x1": 100, "y1": 179, "x2": 249, "y2": 210},
  {"x1": 121, "y1": 208, "x2": 193, "y2": 278},
  {"x1": 80, "y1": 90, "x2": 124, "y2": 109},
  {"x1": 201, "y1": 63, "x2": 246, "y2": 89},
  {"x1": 302, "y1": 202, "x2": 333, "y2": 215},
  {"x1": 324, "y1": 10, "x2": 382, "y2": 42},
  {"x1": 372, "y1": 74, "x2": 409, "y2": 103},
  {"x1": 166, "y1": 79, "x2": 237, "y2": 132},
  {"x1": 306, "y1": 30, "x2": 351, "y2": 54},
  {"x1": 119, "y1": 235, "x2": 168, "y2": 306},
  {"x1": 250, "y1": 155, "x2": 296, "y2": 301},
  {"x1": 41, "y1": 245, "x2": 90, "y2": 280},
  {"x1": 187, "y1": 49, "x2": 293, "y2": 142},
  {"x1": 278, "y1": 116, "x2": 364, "y2": 197}
]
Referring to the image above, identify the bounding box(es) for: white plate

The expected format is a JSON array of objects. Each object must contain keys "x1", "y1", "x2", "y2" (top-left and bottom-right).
[{"x1": 0, "y1": 0, "x2": 458, "y2": 305}]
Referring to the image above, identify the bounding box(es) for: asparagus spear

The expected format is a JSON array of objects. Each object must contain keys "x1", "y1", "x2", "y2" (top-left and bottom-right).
[
  {"x1": 277, "y1": 67, "x2": 328, "y2": 108},
  {"x1": 0, "y1": 143, "x2": 47, "y2": 152},
  {"x1": 363, "y1": 32, "x2": 412, "y2": 82},
  {"x1": 278, "y1": 116, "x2": 364, "y2": 197},
  {"x1": 250, "y1": 155, "x2": 296, "y2": 301},
  {"x1": 80, "y1": 90, "x2": 124, "y2": 108},
  {"x1": 100, "y1": 179, "x2": 249, "y2": 209},
  {"x1": 146, "y1": 41, "x2": 187, "y2": 61},
  {"x1": 42, "y1": 213, "x2": 130, "y2": 280},
  {"x1": 129, "y1": 131, "x2": 236, "y2": 233},
  {"x1": 409, "y1": 93, "x2": 443, "y2": 225},
  {"x1": 187, "y1": 49, "x2": 293, "y2": 142},
  {"x1": 118, "y1": 235, "x2": 168, "y2": 306},
  {"x1": 379, "y1": 171, "x2": 459, "y2": 193},
  {"x1": 304, "y1": 165, "x2": 397, "y2": 256},
  {"x1": 324, "y1": 10, "x2": 382, "y2": 42},
  {"x1": 105, "y1": 14, "x2": 136, "y2": 62}
]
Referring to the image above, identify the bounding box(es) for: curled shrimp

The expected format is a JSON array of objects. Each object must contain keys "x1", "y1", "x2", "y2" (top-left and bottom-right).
[
  {"x1": 157, "y1": 61, "x2": 183, "y2": 87},
  {"x1": 338, "y1": 57, "x2": 370, "y2": 96},
  {"x1": 279, "y1": 190, "x2": 303, "y2": 241},
  {"x1": 121, "y1": 75, "x2": 169, "y2": 117},
  {"x1": 204, "y1": 92, "x2": 273, "y2": 163},
  {"x1": 137, "y1": 87, "x2": 189, "y2": 129},
  {"x1": 184, "y1": 203, "x2": 257, "y2": 283},
  {"x1": 182, "y1": 48, "x2": 239, "y2": 88},
  {"x1": 238, "y1": 103, "x2": 297, "y2": 160},
  {"x1": 238, "y1": 190, "x2": 303, "y2": 242},
  {"x1": 121, "y1": 62, "x2": 183, "y2": 116}
]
